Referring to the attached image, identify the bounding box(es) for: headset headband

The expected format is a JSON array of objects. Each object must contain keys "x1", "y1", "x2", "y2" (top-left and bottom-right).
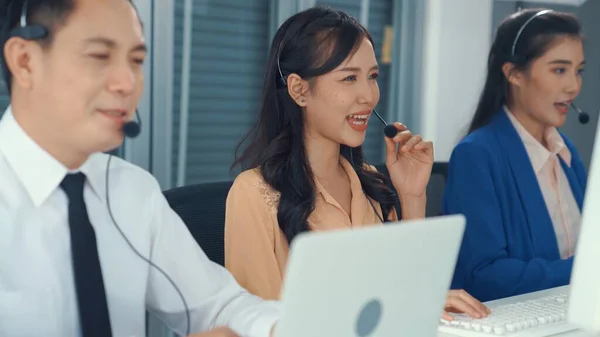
[
  {"x1": 276, "y1": 37, "x2": 287, "y2": 88},
  {"x1": 511, "y1": 9, "x2": 554, "y2": 58}
]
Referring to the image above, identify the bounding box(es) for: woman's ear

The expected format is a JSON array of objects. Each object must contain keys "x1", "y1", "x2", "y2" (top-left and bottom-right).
[
  {"x1": 502, "y1": 62, "x2": 522, "y2": 87},
  {"x1": 286, "y1": 73, "x2": 309, "y2": 107}
]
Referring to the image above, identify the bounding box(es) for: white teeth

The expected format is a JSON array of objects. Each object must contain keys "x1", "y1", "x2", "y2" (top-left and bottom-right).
[
  {"x1": 349, "y1": 119, "x2": 366, "y2": 125},
  {"x1": 348, "y1": 114, "x2": 368, "y2": 119}
]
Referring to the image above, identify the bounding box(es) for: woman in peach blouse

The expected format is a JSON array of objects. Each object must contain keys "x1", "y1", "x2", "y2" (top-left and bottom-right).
[{"x1": 225, "y1": 6, "x2": 489, "y2": 321}]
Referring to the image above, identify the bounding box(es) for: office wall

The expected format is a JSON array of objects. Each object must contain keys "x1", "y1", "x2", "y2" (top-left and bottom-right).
[
  {"x1": 492, "y1": 0, "x2": 600, "y2": 170},
  {"x1": 419, "y1": 0, "x2": 494, "y2": 162}
]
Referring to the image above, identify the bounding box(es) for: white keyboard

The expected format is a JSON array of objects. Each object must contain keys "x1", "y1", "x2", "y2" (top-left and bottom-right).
[{"x1": 438, "y1": 286, "x2": 578, "y2": 337}]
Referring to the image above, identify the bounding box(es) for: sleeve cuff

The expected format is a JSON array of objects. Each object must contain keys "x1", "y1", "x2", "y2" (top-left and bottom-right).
[{"x1": 247, "y1": 301, "x2": 281, "y2": 337}]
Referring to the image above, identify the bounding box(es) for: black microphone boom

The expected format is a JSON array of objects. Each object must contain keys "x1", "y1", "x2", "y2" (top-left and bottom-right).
[
  {"x1": 372, "y1": 108, "x2": 398, "y2": 138},
  {"x1": 571, "y1": 102, "x2": 590, "y2": 125},
  {"x1": 123, "y1": 109, "x2": 142, "y2": 138}
]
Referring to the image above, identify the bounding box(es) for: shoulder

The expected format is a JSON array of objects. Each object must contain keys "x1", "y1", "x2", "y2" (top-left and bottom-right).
[
  {"x1": 451, "y1": 131, "x2": 496, "y2": 161},
  {"x1": 446, "y1": 131, "x2": 502, "y2": 178},
  {"x1": 85, "y1": 153, "x2": 161, "y2": 195},
  {"x1": 229, "y1": 168, "x2": 280, "y2": 214},
  {"x1": 460, "y1": 124, "x2": 499, "y2": 147}
]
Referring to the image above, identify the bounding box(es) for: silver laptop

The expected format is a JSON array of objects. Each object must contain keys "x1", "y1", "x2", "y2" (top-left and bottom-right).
[{"x1": 274, "y1": 215, "x2": 466, "y2": 337}]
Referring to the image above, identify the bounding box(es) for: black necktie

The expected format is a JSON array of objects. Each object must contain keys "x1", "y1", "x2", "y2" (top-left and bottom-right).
[{"x1": 60, "y1": 173, "x2": 113, "y2": 337}]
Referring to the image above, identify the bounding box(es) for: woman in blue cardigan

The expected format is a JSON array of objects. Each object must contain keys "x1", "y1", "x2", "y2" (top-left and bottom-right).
[{"x1": 443, "y1": 9, "x2": 587, "y2": 302}]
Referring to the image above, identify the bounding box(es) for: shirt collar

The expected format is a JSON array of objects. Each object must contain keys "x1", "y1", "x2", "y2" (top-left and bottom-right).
[
  {"x1": 0, "y1": 106, "x2": 104, "y2": 206},
  {"x1": 313, "y1": 157, "x2": 364, "y2": 202},
  {"x1": 504, "y1": 106, "x2": 572, "y2": 172}
]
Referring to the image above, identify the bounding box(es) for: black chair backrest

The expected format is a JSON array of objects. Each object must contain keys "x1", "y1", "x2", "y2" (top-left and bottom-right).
[
  {"x1": 374, "y1": 162, "x2": 449, "y2": 217},
  {"x1": 427, "y1": 162, "x2": 448, "y2": 217},
  {"x1": 163, "y1": 181, "x2": 233, "y2": 266}
]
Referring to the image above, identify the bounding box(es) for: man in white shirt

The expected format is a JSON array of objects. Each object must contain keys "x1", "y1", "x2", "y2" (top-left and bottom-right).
[{"x1": 0, "y1": 0, "x2": 279, "y2": 336}]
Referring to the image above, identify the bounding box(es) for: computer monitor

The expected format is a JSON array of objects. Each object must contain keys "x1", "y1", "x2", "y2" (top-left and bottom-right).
[{"x1": 568, "y1": 114, "x2": 600, "y2": 333}]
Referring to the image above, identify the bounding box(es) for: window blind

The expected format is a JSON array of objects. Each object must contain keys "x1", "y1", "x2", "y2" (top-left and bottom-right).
[{"x1": 171, "y1": 0, "x2": 270, "y2": 185}]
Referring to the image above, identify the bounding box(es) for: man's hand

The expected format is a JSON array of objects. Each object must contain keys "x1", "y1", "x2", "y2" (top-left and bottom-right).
[{"x1": 187, "y1": 327, "x2": 239, "y2": 337}]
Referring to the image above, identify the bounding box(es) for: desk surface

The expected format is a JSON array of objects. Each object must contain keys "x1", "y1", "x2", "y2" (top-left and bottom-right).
[{"x1": 438, "y1": 330, "x2": 594, "y2": 336}]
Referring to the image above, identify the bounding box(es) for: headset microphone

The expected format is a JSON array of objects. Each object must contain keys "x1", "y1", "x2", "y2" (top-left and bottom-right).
[
  {"x1": 383, "y1": 124, "x2": 398, "y2": 138},
  {"x1": 123, "y1": 109, "x2": 142, "y2": 138},
  {"x1": 571, "y1": 103, "x2": 590, "y2": 125},
  {"x1": 372, "y1": 108, "x2": 398, "y2": 138}
]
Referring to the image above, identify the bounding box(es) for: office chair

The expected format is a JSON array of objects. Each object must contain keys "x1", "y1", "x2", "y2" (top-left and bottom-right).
[
  {"x1": 163, "y1": 181, "x2": 233, "y2": 266},
  {"x1": 374, "y1": 162, "x2": 448, "y2": 217},
  {"x1": 427, "y1": 162, "x2": 448, "y2": 216}
]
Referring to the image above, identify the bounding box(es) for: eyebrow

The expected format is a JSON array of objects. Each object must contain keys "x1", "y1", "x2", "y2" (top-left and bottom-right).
[
  {"x1": 84, "y1": 37, "x2": 147, "y2": 53},
  {"x1": 337, "y1": 65, "x2": 379, "y2": 72},
  {"x1": 548, "y1": 59, "x2": 586, "y2": 66}
]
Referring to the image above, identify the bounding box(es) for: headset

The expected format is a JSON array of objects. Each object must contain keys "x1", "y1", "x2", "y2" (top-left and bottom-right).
[
  {"x1": 275, "y1": 21, "x2": 400, "y2": 222},
  {"x1": 511, "y1": 8, "x2": 593, "y2": 125},
  {"x1": 276, "y1": 29, "x2": 397, "y2": 222},
  {"x1": 7, "y1": 1, "x2": 190, "y2": 335},
  {"x1": 274, "y1": 26, "x2": 398, "y2": 138}
]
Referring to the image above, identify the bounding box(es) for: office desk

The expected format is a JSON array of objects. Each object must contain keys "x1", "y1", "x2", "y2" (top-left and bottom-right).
[{"x1": 438, "y1": 330, "x2": 595, "y2": 336}]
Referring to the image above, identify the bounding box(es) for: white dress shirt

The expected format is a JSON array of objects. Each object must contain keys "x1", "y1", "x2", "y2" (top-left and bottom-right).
[
  {"x1": 506, "y1": 107, "x2": 581, "y2": 259},
  {"x1": 0, "y1": 107, "x2": 280, "y2": 337}
]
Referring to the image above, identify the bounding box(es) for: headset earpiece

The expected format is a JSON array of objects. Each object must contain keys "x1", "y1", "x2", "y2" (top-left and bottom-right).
[
  {"x1": 9, "y1": 25, "x2": 47, "y2": 40},
  {"x1": 8, "y1": 0, "x2": 49, "y2": 41}
]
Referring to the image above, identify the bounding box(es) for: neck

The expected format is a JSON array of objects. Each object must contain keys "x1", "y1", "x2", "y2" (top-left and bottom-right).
[
  {"x1": 506, "y1": 101, "x2": 548, "y2": 147},
  {"x1": 12, "y1": 99, "x2": 89, "y2": 170},
  {"x1": 304, "y1": 130, "x2": 342, "y2": 180}
]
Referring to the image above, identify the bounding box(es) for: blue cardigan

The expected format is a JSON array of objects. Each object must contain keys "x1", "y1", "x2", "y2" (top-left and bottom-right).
[{"x1": 442, "y1": 109, "x2": 587, "y2": 302}]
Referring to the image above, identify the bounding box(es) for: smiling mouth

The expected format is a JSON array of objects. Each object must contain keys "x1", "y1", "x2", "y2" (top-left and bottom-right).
[{"x1": 347, "y1": 113, "x2": 369, "y2": 125}]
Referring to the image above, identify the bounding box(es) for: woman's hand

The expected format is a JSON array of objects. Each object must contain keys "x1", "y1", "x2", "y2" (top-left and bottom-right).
[
  {"x1": 384, "y1": 122, "x2": 434, "y2": 198},
  {"x1": 443, "y1": 289, "x2": 491, "y2": 321}
]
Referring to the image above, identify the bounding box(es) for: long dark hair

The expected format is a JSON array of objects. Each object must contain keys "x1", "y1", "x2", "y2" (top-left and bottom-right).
[
  {"x1": 233, "y1": 6, "x2": 399, "y2": 243},
  {"x1": 467, "y1": 9, "x2": 583, "y2": 134}
]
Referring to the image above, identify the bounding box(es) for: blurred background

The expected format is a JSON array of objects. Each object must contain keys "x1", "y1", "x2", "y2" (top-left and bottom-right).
[
  {"x1": 0, "y1": 0, "x2": 596, "y2": 335},
  {"x1": 1, "y1": 0, "x2": 596, "y2": 193}
]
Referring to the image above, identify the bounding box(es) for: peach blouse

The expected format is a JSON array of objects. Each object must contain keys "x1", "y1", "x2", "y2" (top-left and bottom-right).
[{"x1": 224, "y1": 158, "x2": 397, "y2": 299}]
